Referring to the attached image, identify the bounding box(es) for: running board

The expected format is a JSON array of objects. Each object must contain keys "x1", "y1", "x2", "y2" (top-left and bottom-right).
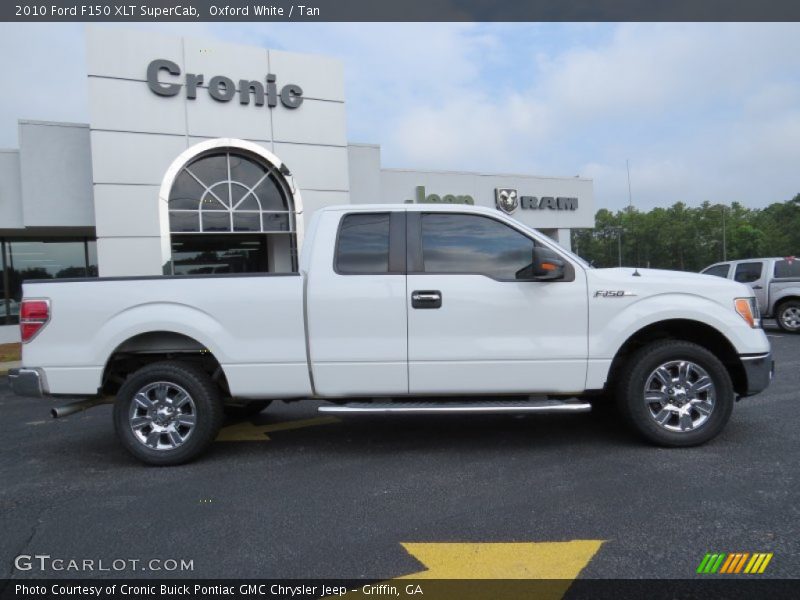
[{"x1": 318, "y1": 399, "x2": 591, "y2": 415}]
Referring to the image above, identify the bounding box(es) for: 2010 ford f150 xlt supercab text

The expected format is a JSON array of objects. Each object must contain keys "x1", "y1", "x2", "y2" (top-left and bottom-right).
[{"x1": 9, "y1": 204, "x2": 774, "y2": 464}]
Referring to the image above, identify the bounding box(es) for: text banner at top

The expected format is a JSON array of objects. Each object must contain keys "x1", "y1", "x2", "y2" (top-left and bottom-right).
[{"x1": 4, "y1": 0, "x2": 800, "y2": 22}]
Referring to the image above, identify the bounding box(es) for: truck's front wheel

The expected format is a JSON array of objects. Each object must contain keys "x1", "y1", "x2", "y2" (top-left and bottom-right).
[
  {"x1": 616, "y1": 341, "x2": 734, "y2": 446},
  {"x1": 113, "y1": 361, "x2": 224, "y2": 465}
]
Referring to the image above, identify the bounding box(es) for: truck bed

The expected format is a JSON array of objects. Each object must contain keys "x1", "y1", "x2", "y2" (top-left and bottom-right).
[{"x1": 21, "y1": 273, "x2": 312, "y2": 398}]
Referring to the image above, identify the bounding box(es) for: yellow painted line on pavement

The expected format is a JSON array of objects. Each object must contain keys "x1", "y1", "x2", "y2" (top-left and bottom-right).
[
  {"x1": 330, "y1": 541, "x2": 605, "y2": 600},
  {"x1": 399, "y1": 540, "x2": 605, "y2": 579},
  {"x1": 216, "y1": 416, "x2": 340, "y2": 442}
]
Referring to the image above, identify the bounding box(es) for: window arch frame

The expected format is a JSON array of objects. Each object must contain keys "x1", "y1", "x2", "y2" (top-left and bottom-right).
[{"x1": 157, "y1": 138, "x2": 304, "y2": 274}]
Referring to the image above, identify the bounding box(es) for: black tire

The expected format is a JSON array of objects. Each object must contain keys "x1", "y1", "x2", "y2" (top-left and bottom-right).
[
  {"x1": 223, "y1": 400, "x2": 272, "y2": 419},
  {"x1": 775, "y1": 300, "x2": 800, "y2": 333},
  {"x1": 615, "y1": 340, "x2": 734, "y2": 447},
  {"x1": 113, "y1": 361, "x2": 224, "y2": 466}
]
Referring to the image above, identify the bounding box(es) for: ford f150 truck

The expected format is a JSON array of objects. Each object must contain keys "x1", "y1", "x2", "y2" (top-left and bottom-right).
[
  {"x1": 701, "y1": 257, "x2": 800, "y2": 333},
  {"x1": 9, "y1": 204, "x2": 773, "y2": 465}
]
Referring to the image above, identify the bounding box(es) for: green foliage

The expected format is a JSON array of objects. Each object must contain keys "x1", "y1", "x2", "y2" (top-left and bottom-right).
[{"x1": 572, "y1": 194, "x2": 800, "y2": 271}]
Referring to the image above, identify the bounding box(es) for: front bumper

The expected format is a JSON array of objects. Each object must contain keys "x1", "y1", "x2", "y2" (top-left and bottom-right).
[
  {"x1": 739, "y1": 352, "x2": 774, "y2": 396},
  {"x1": 7, "y1": 368, "x2": 44, "y2": 398}
]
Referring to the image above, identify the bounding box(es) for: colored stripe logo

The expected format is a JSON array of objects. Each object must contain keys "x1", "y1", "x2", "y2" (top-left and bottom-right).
[{"x1": 697, "y1": 552, "x2": 773, "y2": 574}]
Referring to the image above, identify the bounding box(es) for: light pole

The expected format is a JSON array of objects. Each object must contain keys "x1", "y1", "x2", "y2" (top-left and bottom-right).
[
  {"x1": 609, "y1": 226, "x2": 623, "y2": 266},
  {"x1": 721, "y1": 205, "x2": 728, "y2": 261}
]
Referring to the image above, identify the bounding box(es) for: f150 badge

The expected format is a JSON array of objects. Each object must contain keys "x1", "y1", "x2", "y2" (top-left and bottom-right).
[{"x1": 594, "y1": 290, "x2": 637, "y2": 297}]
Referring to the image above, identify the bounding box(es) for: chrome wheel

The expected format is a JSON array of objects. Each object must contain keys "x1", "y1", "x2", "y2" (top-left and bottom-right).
[
  {"x1": 128, "y1": 381, "x2": 197, "y2": 451},
  {"x1": 780, "y1": 306, "x2": 800, "y2": 331},
  {"x1": 643, "y1": 360, "x2": 715, "y2": 432}
]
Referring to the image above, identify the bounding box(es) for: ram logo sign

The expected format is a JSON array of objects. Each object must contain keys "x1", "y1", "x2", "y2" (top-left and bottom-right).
[
  {"x1": 495, "y1": 188, "x2": 519, "y2": 214},
  {"x1": 495, "y1": 189, "x2": 579, "y2": 212}
]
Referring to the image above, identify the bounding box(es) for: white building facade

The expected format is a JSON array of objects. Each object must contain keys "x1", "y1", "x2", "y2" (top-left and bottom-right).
[{"x1": 0, "y1": 28, "x2": 594, "y2": 341}]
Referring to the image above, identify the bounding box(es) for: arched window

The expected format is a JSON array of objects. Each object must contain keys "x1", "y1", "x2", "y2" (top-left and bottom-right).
[
  {"x1": 163, "y1": 144, "x2": 300, "y2": 276},
  {"x1": 168, "y1": 150, "x2": 295, "y2": 234}
]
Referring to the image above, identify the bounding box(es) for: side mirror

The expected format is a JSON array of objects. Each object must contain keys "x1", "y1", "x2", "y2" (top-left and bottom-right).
[{"x1": 516, "y1": 246, "x2": 566, "y2": 281}]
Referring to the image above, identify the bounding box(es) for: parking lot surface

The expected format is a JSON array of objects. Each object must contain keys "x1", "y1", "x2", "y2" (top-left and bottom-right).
[{"x1": 0, "y1": 327, "x2": 797, "y2": 581}]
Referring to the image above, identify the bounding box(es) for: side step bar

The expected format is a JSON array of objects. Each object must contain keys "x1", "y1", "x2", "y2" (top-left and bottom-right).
[{"x1": 318, "y1": 399, "x2": 591, "y2": 415}]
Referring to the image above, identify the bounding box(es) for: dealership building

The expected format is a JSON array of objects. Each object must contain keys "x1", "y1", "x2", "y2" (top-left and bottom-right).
[{"x1": 0, "y1": 27, "x2": 594, "y2": 342}]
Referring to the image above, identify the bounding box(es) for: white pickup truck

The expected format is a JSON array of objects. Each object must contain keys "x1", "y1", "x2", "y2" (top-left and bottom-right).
[{"x1": 10, "y1": 204, "x2": 773, "y2": 465}]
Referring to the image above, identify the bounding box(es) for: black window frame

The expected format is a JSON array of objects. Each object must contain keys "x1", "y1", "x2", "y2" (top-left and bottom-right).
[
  {"x1": 333, "y1": 211, "x2": 406, "y2": 276},
  {"x1": 406, "y1": 211, "x2": 575, "y2": 282}
]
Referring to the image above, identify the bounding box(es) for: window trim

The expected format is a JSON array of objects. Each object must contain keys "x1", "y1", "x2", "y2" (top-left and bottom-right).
[
  {"x1": 408, "y1": 211, "x2": 575, "y2": 283},
  {"x1": 333, "y1": 211, "x2": 406, "y2": 276}
]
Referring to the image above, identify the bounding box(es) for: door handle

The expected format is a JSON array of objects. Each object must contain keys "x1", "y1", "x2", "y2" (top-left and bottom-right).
[
  {"x1": 752, "y1": 285, "x2": 763, "y2": 289},
  {"x1": 411, "y1": 290, "x2": 442, "y2": 309}
]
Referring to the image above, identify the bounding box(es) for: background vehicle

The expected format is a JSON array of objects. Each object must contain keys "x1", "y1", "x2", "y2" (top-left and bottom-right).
[
  {"x1": 701, "y1": 257, "x2": 800, "y2": 333},
  {"x1": 10, "y1": 205, "x2": 772, "y2": 465}
]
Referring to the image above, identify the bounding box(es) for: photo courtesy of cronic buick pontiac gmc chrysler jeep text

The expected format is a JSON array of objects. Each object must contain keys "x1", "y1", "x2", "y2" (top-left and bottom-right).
[{"x1": 9, "y1": 204, "x2": 774, "y2": 465}]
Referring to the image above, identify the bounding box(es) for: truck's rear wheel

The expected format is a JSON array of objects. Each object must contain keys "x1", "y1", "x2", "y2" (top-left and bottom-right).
[
  {"x1": 616, "y1": 341, "x2": 734, "y2": 446},
  {"x1": 776, "y1": 300, "x2": 800, "y2": 333},
  {"x1": 113, "y1": 361, "x2": 223, "y2": 465}
]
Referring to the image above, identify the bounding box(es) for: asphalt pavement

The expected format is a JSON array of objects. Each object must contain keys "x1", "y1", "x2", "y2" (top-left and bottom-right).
[{"x1": 0, "y1": 326, "x2": 797, "y2": 582}]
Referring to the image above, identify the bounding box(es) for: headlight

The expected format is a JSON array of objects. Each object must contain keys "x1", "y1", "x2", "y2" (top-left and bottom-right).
[{"x1": 734, "y1": 297, "x2": 760, "y2": 328}]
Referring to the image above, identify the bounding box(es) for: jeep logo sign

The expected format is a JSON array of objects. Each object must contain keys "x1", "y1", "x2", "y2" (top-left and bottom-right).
[
  {"x1": 405, "y1": 186, "x2": 474, "y2": 205},
  {"x1": 494, "y1": 188, "x2": 578, "y2": 212},
  {"x1": 146, "y1": 59, "x2": 304, "y2": 109}
]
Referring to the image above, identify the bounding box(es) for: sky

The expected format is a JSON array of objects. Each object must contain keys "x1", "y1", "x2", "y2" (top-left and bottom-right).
[{"x1": 1, "y1": 22, "x2": 799, "y2": 211}]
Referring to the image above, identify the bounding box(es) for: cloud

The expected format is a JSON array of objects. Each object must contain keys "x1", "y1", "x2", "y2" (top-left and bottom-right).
[
  {"x1": 0, "y1": 22, "x2": 798, "y2": 211},
  {"x1": 0, "y1": 24, "x2": 88, "y2": 145}
]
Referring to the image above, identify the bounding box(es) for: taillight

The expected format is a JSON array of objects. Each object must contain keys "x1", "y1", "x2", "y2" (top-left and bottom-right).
[{"x1": 20, "y1": 299, "x2": 50, "y2": 342}]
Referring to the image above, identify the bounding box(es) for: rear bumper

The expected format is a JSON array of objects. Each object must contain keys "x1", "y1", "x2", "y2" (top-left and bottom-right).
[
  {"x1": 739, "y1": 352, "x2": 774, "y2": 396},
  {"x1": 7, "y1": 368, "x2": 44, "y2": 398}
]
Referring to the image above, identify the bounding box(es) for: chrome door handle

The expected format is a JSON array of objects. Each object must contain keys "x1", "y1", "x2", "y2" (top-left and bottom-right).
[{"x1": 411, "y1": 290, "x2": 442, "y2": 309}]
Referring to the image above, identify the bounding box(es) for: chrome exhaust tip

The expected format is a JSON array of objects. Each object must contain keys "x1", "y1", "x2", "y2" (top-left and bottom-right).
[{"x1": 51, "y1": 398, "x2": 108, "y2": 419}]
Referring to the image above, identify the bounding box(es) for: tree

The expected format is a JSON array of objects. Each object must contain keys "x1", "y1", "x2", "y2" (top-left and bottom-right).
[{"x1": 572, "y1": 194, "x2": 800, "y2": 271}]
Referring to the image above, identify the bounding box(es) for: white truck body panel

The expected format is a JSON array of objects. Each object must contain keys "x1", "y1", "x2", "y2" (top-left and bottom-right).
[
  {"x1": 306, "y1": 210, "x2": 409, "y2": 396},
  {"x1": 407, "y1": 272, "x2": 589, "y2": 394},
  {"x1": 23, "y1": 276, "x2": 310, "y2": 398}
]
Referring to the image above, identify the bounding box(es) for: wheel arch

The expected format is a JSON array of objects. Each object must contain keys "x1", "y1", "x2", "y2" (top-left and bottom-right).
[
  {"x1": 606, "y1": 319, "x2": 747, "y2": 396},
  {"x1": 101, "y1": 331, "x2": 229, "y2": 397},
  {"x1": 774, "y1": 294, "x2": 800, "y2": 312}
]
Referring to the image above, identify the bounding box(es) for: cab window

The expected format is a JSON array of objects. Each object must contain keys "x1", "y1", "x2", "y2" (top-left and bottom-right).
[
  {"x1": 702, "y1": 264, "x2": 730, "y2": 278},
  {"x1": 774, "y1": 259, "x2": 800, "y2": 278},
  {"x1": 335, "y1": 213, "x2": 391, "y2": 274},
  {"x1": 734, "y1": 262, "x2": 763, "y2": 283},
  {"x1": 420, "y1": 213, "x2": 537, "y2": 280}
]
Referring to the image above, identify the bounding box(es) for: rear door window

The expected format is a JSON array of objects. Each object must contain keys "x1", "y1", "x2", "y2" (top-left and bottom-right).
[
  {"x1": 734, "y1": 262, "x2": 763, "y2": 283},
  {"x1": 335, "y1": 213, "x2": 391, "y2": 274}
]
